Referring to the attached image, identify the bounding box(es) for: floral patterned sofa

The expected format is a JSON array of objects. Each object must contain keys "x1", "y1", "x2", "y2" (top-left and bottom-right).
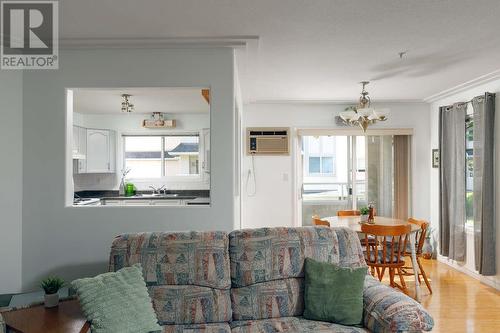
[{"x1": 109, "y1": 227, "x2": 434, "y2": 333}]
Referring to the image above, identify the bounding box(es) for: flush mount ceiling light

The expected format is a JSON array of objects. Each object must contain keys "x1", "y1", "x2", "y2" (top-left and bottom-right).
[
  {"x1": 339, "y1": 81, "x2": 389, "y2": 132},
  {"x1": 121, "y1": 94, "x2": 134, "y2": 113}
]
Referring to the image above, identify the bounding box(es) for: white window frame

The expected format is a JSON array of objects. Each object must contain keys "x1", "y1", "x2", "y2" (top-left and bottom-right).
[{"x1": 122, "y1": 133, "x2": 202, "y2": 183}]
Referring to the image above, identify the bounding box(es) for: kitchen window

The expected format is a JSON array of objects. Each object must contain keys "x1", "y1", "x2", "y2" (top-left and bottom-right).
[{"x1": 124, "y1": 135, "x2": 200, "y2": 179}]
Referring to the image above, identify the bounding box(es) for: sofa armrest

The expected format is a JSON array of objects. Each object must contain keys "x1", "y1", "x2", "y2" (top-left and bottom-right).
[{"x1": 363, "y1": 275, "x2": 434, "y2": 332}]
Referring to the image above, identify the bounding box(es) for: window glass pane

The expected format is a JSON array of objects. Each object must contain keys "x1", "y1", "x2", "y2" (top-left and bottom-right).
[
  {"x1": 309, "y1": 157, "x2": 320, "y2": 173},
  {"x1": 124, "y1": 136, "x2": 162, "y2": 178},
  {"x1": 465, "y1": 118, "x2": 474, "y2": 227},
  {"x1": 321, "y1": 157, "x2": 334, "y2": 174},
  {"x1": 308, "y1": 137, "x2": 321, "y2": 154},
  {"x1": 321, "y1": 136, "x2": 335, "y2": 155},
  {"x1": 165, "y1": 136, "x2": 200, "y2": 176}
]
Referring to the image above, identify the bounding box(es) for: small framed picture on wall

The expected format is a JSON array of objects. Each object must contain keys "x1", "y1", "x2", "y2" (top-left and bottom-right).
[{"x1": 432, "y1": 149, "x2": 440, "y2": 168}]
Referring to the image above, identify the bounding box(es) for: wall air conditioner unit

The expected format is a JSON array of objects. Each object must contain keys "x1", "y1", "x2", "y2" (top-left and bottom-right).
[{"x1": 246, "y1": 127, "x2": 290, "y2": 155}]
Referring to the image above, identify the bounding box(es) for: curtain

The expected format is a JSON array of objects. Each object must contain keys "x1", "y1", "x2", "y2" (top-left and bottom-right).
[
  {"x1": 472, "y1": 93, "x2": 496, "y2": 275},
  {"x1": 393, "y1": 135, "x2": 410, "y2": 220},
  {"x1": 439, "y1": 103, "x2": 467, "y2": 261}
]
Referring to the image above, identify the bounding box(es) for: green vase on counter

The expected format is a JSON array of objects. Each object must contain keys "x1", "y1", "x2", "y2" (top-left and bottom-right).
[{"x1": 125, "y1": 183, "x2": 136, "y2": 197}]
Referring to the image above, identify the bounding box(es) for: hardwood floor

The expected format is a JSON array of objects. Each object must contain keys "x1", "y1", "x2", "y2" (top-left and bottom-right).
[{"x1": 383, "y1": 259, "x2": 500, "y2": 333}]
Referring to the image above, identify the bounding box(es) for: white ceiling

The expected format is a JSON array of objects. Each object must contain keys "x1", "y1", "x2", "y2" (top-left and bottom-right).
[
  {"x1": 61, "y1": 0, "x2": 500, "y2": 102},
  {"x1": 73, "y1": 88, "x2": 209, "y2": 114}
]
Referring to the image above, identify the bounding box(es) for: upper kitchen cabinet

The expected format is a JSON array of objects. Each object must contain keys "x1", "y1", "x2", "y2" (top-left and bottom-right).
[
  {"x1": 85, "y1": 129, "x2": 116, "y2": 173},
  {"x1": 72, "y1": 125, "x2": 87, "y2": 159}
]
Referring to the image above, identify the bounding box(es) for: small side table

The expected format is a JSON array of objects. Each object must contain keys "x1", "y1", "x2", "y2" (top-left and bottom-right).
[{"x1": 2, "y1": 299, "x2": 90, "y2": 333}]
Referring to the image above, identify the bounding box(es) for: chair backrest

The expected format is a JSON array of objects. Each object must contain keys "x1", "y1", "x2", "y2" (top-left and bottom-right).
[
  {"x1": 109, "y1": 232, "x2": 232, "y2": 327},
  {"x1": 361, "y1": 224, "x2": 411, "y2": 266},
  {"x1": 407, "y1": 218, "x2": 429, "y2": 255},
  {"x1": 312, "y1": 216, "x2": 331, "y2": 227},
  {"x1": 337, "y1": 210, "x2": 361, "y2": 216}
]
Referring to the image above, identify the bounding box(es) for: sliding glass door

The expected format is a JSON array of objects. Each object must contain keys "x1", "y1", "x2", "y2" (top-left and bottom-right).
[{"x1": 301, "y1": 134, "x2": 406, "y2": 225}]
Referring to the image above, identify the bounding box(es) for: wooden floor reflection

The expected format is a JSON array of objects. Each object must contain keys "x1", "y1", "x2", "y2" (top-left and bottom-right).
[{"x1": 380, "y1": 259, "x2": 500, "y2": 333}]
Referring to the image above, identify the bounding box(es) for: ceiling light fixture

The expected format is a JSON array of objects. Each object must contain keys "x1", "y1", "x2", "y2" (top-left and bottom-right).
[
  {"x1": 338, "y1": 81, "x2": 389, "y2": 132},
  {"x1": 121, "y1": 94, "x2": 134, "y2": 113}
]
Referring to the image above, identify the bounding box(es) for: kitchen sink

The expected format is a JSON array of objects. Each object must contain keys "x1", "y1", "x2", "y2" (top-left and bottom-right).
[{"x1": 133, "y1": 193, "x2": 179, "y2": 198}]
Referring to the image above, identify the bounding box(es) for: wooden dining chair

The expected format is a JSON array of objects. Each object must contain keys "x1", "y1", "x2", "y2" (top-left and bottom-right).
[
  {"x1": 361, "y1": 223, "x2": 411, "y2": 294},
  {"x1": 337, "y1": 210, "x2": 361, "y2": 216},
  {"x1": 401, "y1": 218, "x2": 433, "y2": 294},
  {"x1": 312, "y1": 215, "x2": 331, "y2": 227}
]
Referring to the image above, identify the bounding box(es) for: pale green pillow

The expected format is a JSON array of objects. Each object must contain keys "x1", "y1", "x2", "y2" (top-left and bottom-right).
[{"x1": 72, "y1": 263, "x2": 161, "y2": 333}]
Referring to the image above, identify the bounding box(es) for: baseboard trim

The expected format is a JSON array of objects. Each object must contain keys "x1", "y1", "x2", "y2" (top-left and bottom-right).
[{"x1": 437, "y1": 255, "x2": 499, "y2": 290}]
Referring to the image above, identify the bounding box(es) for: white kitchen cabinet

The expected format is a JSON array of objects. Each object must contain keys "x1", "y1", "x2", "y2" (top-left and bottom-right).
[
  {"x1": 102, "y1": 200, "x2": 123, "y2": 206},
  {"x1": 85, "y1": 129, "x2": 116, "y2": 173},
  {"x1": 72, "y1": 126, "x2": 87, "y2": 158},
  {"x1": 102, "y1": 199, "x2": 185, "y2": 206},
  {"x1": 73, "y1": 126, "x2": 87, "y2": 173},
  {"x1": 151, "y1": 200, "x2": 182, "y2": 206},
  {"x1": 123, "y1": 200, "x2": 150, "y2": 206}
]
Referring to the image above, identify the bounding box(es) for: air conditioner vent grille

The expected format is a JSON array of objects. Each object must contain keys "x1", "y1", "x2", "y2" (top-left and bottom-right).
[{"x1": 246, "y1": 127, "x2": 290, "y2": 155}]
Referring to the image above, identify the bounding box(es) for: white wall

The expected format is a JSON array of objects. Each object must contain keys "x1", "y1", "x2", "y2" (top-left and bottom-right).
[
  {"x1": 73, "y1": 112, "x2": 210, "y2": 191},
  {"x1": 0, "y1": 71, "x2": 23, "y2": 293},
  {"x1": 21, "y1": 48, "x2": 236, "y2": 291},
  {"x1": 241, "y1": 102, "x2": 431, "y2": 229},
  {"x1": 429, "y1": 79, "x2": 500, "y2": 290}
]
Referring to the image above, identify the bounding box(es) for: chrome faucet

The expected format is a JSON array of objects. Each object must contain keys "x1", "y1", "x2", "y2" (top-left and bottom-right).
[{"x1": 149, "y1": 185, "x2": 165, "y2": 195}]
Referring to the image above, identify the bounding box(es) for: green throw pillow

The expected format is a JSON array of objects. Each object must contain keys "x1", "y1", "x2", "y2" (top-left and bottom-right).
[
  {"x1": 303, "y1": 257, "x2": 366, "y2": 326},
  {"x1": 72, "y1": 263, "x2": 161, "y2": 333}
]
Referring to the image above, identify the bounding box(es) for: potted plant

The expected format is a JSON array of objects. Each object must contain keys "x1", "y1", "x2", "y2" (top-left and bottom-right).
[
  {"x1": 422, "y1": 227, "x2": 434, "y2": 259},
  {"x1": 40, "y1": 276, "x2": 64, "y2": 308},
  {"x1": 359, "y1": 206, "x2": 370, "y2": 220}
]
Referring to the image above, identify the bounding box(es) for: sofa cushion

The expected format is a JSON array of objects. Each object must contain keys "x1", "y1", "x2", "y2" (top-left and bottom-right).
[
  {"x1": 229, "y1": 227, "x2": 366, "y2": 288},
  {"x1": 230, "y1": 317, "x2": 370, "y2": 333},
  {"x1": 161, "y1": 323, "x2": 231, "y2": 333},
  {"x1": 303, "y1": 258, "x2": 365, "y2": 326},
  {"x1": 151, "y1": 285, "x2": 231, "y2": 325},
  {"x1": 71, "y1": 264, "x2": 162, "y2": 333},
  {"x1": 109, "y1": 231, "x2": 232, "y2": 326},
  {"x1": 109, "y1": 231, "x2": 231, "y2": 289},
  {"x1": 231, "y1": 278, "x2": 304, "y2": 320}
]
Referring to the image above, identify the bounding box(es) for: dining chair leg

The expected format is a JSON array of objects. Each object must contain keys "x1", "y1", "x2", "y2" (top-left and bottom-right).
[
  {"x1": 397, "y1": 268, "x2": 408, "y2": 294},
  {"x1": 380, "y1": 267, "x2": 386, "y2": 280},
  {"x1": 417, "y1": 258, "x2": 433, "y2": 294},
  {"x1": 389, "y1": 268, "x2": 395, "y2": 287}
]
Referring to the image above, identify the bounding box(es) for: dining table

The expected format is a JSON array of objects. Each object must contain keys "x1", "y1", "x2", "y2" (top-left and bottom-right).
[{"x1": 323, "y1": 215, "x2": 422, "y2": 302}]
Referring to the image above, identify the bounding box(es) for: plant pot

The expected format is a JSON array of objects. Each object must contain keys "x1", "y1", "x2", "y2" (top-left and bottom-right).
[
  {"x1": 422, "y1": 238, "x2": 433, "y2": 259},
  {"x1": 360, "y1": 214, "x2": 369, "y2": 221},
  {"x1": 44, "y1": 293, "x2": 59, "y2": 308}
]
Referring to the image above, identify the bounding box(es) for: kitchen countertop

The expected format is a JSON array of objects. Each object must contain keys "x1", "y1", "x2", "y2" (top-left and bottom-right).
[
  {"x1": 102, "y1": 195, "x2": 197, "y2": 200},
  {"x1": 74, "y1": 190, "x2": 210, "y2": 206},
  {"x1": 185, "y1": 197, "x2": 211, "y2": 205}
]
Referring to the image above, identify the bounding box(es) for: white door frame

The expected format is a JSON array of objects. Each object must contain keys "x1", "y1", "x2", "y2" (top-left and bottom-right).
[{"x1": 293, "y1": 128, "x2": 414, "y2": 227}]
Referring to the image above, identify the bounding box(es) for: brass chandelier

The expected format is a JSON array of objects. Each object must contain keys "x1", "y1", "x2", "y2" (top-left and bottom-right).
[{"x1": 339, "y1": 81, "x2": 389, "y2": 132}]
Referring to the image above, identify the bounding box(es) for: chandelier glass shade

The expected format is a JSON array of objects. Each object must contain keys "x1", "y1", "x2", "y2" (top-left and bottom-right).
[
  {"x1": 339, "y1": 81, "x2": 389, "y2": 132},
  {"x1": 121, "y1": 94, "x2": 134, "y2": 113}
]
